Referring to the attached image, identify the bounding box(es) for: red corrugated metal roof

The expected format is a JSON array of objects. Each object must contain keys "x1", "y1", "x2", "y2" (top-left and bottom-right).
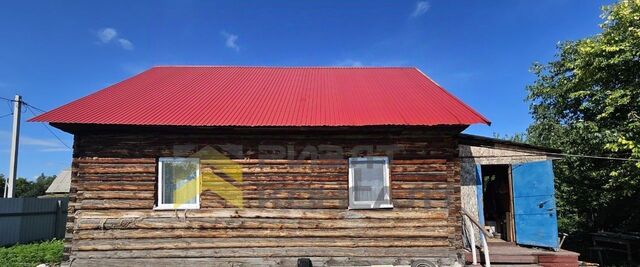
[{"x1": 29, "y1": 66, "x2": 490, "y2": 127}]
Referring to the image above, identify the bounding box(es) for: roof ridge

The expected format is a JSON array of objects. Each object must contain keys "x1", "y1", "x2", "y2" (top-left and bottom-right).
[{"x1": 151, "y1": 65, "x2": 416, "y2": 69}]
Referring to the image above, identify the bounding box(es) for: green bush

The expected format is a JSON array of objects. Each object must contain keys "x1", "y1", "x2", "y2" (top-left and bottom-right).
[{"x1": 0, "y1": 239, "x2": 63, "y2": 267}]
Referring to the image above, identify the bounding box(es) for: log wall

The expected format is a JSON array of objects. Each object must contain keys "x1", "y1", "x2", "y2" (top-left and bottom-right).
[{"x1": 64, "y1": 127, "x2": 464, "y2": 266}]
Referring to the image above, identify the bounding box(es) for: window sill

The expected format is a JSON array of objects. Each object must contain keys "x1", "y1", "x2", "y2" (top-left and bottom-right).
[
  {"x1": 348, "y1": 203, "x2": 394, "y2": 210},
  {"x1": 153, "y1": 204, "x2": 200, "y2": 210}
]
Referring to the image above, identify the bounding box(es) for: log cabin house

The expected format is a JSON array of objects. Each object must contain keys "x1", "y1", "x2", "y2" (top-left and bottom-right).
[{"x1": 30, "y1": 66, "x2": 577, "y2": 266}]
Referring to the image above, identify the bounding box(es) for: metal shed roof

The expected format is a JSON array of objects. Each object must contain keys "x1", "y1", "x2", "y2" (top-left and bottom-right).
[{"x1": 29, "y1": 66, "x2": 490, "y2": 127}]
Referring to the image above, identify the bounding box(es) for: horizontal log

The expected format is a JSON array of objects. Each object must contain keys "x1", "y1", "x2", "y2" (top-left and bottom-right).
[
  {"x1": 76, "y1": 227, "x2": 455, "y2": 240},
  {"x1": 73, "y1": 247, "x2": 455, "y2": 258},
  {"x1": 79, "y1": 165, "x2": 155, "y2": 174},
  {"x1": 199, "y1": 189, "x2": 447, "y2": 200},
  {"x1": 201, "y1": 199, "x2": 348, "y2": 209},
  {"x1": 75, "y1": 158, "x2": 156, "y2": 164},
  {"x1": 202, "y1": 182, "x2": 347, "y2": 190},
  {"x1": 197, "y1": 159, "x2": 448, "y2": 165},
  {"x1": 200, "y1": 164, "x2": 449, "y2": 173},
  {"x1": 201, "y1": 199, "x2": 447, "y2": 209},
  {"x1": 239, "y1": 176, "x2": 347, "y2": 182},
  {"x1": 202, "y1": 181, "x2": 447, "y2": 190},
  {"x1": 79, "y1": 175, "x2": 156, "y2": 182},
  {"x1": 202, "y1": 190, "x2": 345, "y2": 200},
  {"x1": 77, "y1": 182, "x2": 155, "y2": 191},
  {"x1": 74, "y1": 237, "x2": 450, "y2": 251},
  {"x1": 393, "y1": 182, "x2": 448, "y2": 189},
  {"x1": 393, "y1": 190, "x2": 447, "y2": 200},
  {"x1": 75, "y1": 217, "x2": 449, "y2": 230},
  {"x1": 392, "y1": 175, "x2": 450, "y2": 182},
  {"x1": 78, "y1": 208, "x2": 449, "y2": 220},
  {"x1": 81, "y1": 191, "x2": 155, "y2": 200},
  {"x1": 71, "y1": 256, "x2": 456, "y2": 266},
  {"x1": 81, "y1": 199, "x2": 154, "y2": 210},
  {"x1": 76, "y1": 181, "x2": 448, "y2": 192}
]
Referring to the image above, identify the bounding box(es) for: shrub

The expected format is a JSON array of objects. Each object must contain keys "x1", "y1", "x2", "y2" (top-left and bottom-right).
[{"x1": 0, "y1": 239, "x2": 63, "y2": 267}]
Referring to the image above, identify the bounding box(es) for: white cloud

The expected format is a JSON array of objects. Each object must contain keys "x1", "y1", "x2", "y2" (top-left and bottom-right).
[
  {"x1": 411, "y1": 1, "x2": 430, "y2": 17},
  {"x1": 96, "y1": 27, "x2": 134, "y2": 50},
  {"x1": 117, "y1": 38, "x2": 134, "y2": 50},
  {"x1": 98, "y1": 28, "x2": 117, "y2": 43},
  {"x1": 221, "y1": 31, "x2": 240, "y2": 52},
  {"x1": 0, "y1": 131, "x2": 71, "y2": 152},
  {"x1": 334, "y1": 59, "x2": 364, "y2": 67}
]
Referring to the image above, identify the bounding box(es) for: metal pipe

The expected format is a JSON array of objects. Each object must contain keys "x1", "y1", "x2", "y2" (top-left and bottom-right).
[{"x1": 461, "y1": 208, "x2": 492, "y2": 267}]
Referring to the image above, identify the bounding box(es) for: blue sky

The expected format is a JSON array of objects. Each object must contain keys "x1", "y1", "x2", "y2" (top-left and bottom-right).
[{"x1": 0, "y1": 0, "x2": 615, "y2": 179}]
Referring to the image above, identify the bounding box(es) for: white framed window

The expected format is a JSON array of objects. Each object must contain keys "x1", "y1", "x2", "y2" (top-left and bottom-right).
[
  {"x1": 348, "y1": 156, "x2": 393, "y2": 209},
  {"x1": 156, "y1": 157, "x2": 200, "y2": 210}
]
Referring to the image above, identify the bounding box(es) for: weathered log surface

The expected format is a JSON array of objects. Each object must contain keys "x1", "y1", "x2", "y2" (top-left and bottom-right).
[
  {"x1": 73, "y1": 247, "x2": 456, "y2": 258},
  {"x1": 75, "y1": 237, "x2": 451, "y2": 250},
  {"x1": 66, "y1": 127, "x2": 464, "y2": 264},
  {"x1": 72, "y1": 255, "x2": 458, "y2": 267}
]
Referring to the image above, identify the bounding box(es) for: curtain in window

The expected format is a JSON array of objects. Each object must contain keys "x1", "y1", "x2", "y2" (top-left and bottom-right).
[
  {"x1": 352, "y1": 160, "x2": 387, "y2": 202},
  {"x1": 162, "y1": 160, "x2": 198, "y2": 204}
]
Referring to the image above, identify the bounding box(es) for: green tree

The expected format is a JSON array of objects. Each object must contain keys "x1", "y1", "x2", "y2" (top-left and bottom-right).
[
  {"x1": 0, "y1": 173, "x2": 57, "y2": 198},
  {"x1": 17, "y1": 173, "x2": 56, "y2": 197},
  {"x1": 0, "y1": 173, "x2": 4, "y2": 197},
  {"x1": 526, "y1": 0, "x2": 640, "y2": 233}
]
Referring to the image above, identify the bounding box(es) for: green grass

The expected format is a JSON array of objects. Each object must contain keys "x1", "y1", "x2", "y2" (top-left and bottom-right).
[{"x1": 0, "y1": 239, "x2": 63, "y2": 267}]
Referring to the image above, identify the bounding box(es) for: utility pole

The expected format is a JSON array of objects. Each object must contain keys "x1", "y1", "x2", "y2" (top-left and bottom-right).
[{"x1": 4, "y1": 95, "x2": 21, "y2": 198}]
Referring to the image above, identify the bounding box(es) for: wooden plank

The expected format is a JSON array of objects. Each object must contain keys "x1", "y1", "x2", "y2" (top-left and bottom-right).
[
  {"x1": 77, "y1": 182, "x2": 155, "y2": 191},
  {"x1": 72, "y1": 255, "x2": 456, "y2": 266},
  {"x1": 81, "y1": 199, "x2": 154, "y2": 210},
  {"x1": 75, "y1": 158, "x2": 156, "y2": 164},
  {"x1": 75, "y1": 217, "x2": 450, "y2": 230},
  {"x1": 76, "y1": 227, "x2": 455, "y2": 239},
  {"x1": 81, "y1": 191, "x2": 155, "y2": 200},
  {"x1": 199, "y1": 199, "x2": 448, "y2": 209},
  {"x1": 79, "y1": 165, "x2": 155, "y2": 174},
  {"x1": 74, "y1": 237, "x2": 451, "y2": 251},
  {"x1": 74, "y1": 247, "x2": 456, "y2": 258},
  {"x1": 78, "y1": 208, "x2": 449, "y2": 220}
]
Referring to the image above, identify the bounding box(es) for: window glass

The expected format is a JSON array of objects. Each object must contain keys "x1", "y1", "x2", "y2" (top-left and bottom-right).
[
  {"x1": 158, "y1": 158, "x2": 199, "y2": 209},
  {"x1": 349, "y1": 157, "x2": 392, "y2": 209}
]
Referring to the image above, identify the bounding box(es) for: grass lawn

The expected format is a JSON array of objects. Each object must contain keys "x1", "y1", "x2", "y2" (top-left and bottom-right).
[{"x1": 0, "y1": 240, "x2": 63, "y2": 267}]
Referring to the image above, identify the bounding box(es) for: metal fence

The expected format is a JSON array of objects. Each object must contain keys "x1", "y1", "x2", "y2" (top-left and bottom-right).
[{"x1": 0, "y1": 197, "x2": 68, "y2": 246}]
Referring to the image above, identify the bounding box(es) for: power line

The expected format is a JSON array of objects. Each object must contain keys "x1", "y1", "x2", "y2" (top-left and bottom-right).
[
  {"x1": 22, "y1": 101, "x2": 47, "y2": 113},
  {"x1": 2, "y1": 97, "x2": 71, "y2": 150},
  {"x1": 546, "y1": 151, "x2": 640, "y2": 162},
  {"x1": 24, "y1": 105, "x2": 71, "y2": 149},
  {"x1": 467, "y1": 144, "x2": 640, "y2": 162},
  {"x1": 8, "y1": 96, "x2": 640, "y2": 162},
  {"x1": 0, "y1": 113, "x2": 12, "y2": 119}
]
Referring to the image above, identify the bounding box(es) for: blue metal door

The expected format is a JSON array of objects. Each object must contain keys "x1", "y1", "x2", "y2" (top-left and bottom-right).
[{"x1": 512, "y1": 160, "x2": 559, "y2": 250}]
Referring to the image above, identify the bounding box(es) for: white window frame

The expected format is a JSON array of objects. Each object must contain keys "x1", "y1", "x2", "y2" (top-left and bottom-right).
[
  {"x1": 348, "y1": 156, "x2": 393, "y2": 209},
  {"x1": 155, "y1": 157, "x2": 200, "y2": 210}
]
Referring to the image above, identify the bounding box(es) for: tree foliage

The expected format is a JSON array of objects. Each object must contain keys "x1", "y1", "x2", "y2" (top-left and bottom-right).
[
  {"x1": 526, "y1": 0, "x2": 640, "y2": 233},
  {"x1": 1, "y1": 173, "x2": 56, "y2": 198}
]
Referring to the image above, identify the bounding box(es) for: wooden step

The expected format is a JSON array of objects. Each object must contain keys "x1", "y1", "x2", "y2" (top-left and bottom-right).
[
  {"x1": 466, "y1": 264, "x2": 541, "y2": 267},
  {"x1": 464, "y1": 252, "x2": 537, "y2": 264},
  {"x1": 464, "y1": 245, "x2": 579, "y2": 266}
]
